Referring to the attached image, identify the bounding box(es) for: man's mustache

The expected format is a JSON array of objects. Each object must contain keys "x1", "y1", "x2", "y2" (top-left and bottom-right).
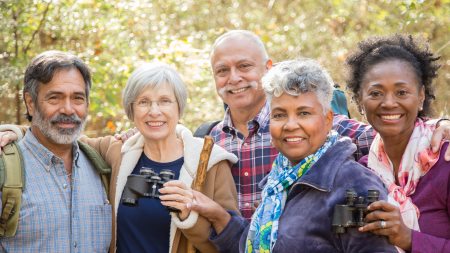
[
  {"x1": 218, "y1": 81, "x2": 259, "y2": 95},
  {"x1": 50, "y1": 114, "x2": 82, "y2": 125}
]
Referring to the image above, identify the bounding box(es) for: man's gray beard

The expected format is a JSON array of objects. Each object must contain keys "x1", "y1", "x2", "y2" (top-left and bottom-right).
[{"x1": 33, "y1": 107, "x2": 87, "y2": 145}]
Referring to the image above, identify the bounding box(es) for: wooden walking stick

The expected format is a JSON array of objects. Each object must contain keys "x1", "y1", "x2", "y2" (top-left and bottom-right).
[{"x1": 186, "y1": 136, "x2": 215, "y2": 253}]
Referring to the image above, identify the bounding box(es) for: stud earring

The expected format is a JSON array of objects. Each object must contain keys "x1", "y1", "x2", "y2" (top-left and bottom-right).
[
  {"x1": 325, "y1": 131, "x2": 331, "y2": 142},
  {"x1": 419, "y1": 107, "x2": 423, "y2": 111}
]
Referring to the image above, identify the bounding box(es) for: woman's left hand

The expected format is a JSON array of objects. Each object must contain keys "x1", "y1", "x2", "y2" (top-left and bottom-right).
[
  {"x1": 159, "y1": 180, "x2": 194, "y2": 221},
  {"x1": 358, "y1": 200, "x2": 412, "y2": 251}
]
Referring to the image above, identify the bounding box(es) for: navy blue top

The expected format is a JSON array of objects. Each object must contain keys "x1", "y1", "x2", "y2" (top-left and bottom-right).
[{"x1": 116, "y1": 152, "x2": 184, "y2": 253}]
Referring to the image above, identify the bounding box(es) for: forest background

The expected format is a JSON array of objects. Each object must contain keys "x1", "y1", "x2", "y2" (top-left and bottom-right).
[{"x1": 1, "y1": 0, "x2": 449, "y2": 136}]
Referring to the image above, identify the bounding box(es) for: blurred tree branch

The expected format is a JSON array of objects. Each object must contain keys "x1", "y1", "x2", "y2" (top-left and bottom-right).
[{"x1": 23, "y1": 1, "x2": 51, "y2": 54}]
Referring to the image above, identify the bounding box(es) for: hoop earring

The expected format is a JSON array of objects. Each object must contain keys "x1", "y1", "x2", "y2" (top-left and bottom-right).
[{"x1": 325, "y1": 131, "x2": 331, "y2": 142}]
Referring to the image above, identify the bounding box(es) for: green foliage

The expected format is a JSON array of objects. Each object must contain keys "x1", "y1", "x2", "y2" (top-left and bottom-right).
[{"x1": 1, "y1": 0, "x2": 449, "y2": 135}]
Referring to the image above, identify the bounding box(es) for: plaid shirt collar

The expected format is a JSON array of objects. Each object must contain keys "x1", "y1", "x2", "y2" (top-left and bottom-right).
[
  {"x1": 23, "y1": 128, "x2": 81, "y2": 170},
  {"x1": 221, "y1": 101, "x2": 271, "y2": 138}
]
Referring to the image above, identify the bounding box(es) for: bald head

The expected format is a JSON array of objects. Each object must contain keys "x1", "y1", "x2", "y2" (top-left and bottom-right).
[{"x1": 210, "y1": 30, "x2": 269, "y2": 65}]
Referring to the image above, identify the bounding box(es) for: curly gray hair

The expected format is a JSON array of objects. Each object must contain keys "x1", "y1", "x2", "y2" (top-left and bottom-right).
[{"x1": 262, "y1": 59, "x2": 334, "y2": 115}]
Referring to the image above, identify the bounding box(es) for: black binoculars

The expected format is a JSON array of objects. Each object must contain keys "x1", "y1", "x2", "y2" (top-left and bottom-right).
[
  {"x1": 332, "y1": 189, "x2": 380, "y2": 233},
  {"x1": 121, "y1": 167, "x2": 181, "y2": 213}
]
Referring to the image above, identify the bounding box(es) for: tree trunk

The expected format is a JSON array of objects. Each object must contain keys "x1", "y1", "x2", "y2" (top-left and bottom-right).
[{"x1": 15, "y1": 83, "x2": 21, "y2": 125}]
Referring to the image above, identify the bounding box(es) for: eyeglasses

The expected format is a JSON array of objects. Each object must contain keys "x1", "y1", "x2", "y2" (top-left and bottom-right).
[{"x1": 132, "y1": 98, "x2": 177, "y2": 109}]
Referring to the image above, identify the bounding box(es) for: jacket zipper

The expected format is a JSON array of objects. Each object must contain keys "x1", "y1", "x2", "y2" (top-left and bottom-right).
[{"x1": 289, "y1": 182, "x2": 327, "y2": 197}]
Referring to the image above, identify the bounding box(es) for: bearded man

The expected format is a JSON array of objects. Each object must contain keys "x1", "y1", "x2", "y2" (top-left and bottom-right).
[{"x1": 0, "y1": 51, "x2": 111, "y2": 252}]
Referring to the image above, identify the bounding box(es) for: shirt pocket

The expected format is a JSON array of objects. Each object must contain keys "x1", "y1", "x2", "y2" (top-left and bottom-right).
[{"x1": 89, "y1": 204, "x2": 112, "y2": 253}]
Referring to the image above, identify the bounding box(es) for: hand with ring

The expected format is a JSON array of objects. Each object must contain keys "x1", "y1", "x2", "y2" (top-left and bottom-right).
[
  {"x1": 159, "y1": 180, "x2": 194, "y2": 221},
  {"x1": 358, "y1": 200, "x2": 412, "y2": 251}
]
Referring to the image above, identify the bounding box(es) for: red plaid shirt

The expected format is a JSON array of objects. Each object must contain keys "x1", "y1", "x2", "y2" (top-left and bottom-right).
[
  {"x1": 210, "y1": 103, "x2": 277, "y2": 220},
  {"x1": 210, "y1": 103, "x2": 442, "y2": 220}
]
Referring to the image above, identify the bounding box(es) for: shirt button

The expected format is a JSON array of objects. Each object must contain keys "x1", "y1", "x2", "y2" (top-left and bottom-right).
[
  {"x1": 245, "y1": 203, "x2": 250, "y2": 207},
  {"x1": 244, "y1": 143, "x2": 248, "y2": 147},
  {"x1": 258, "y1": 133, "x2": 261, "y2": 136},
  {"x1": 74, "y1": 242, "x2": 77, "y2": 248},
  {"x1": 105, "y1": 199, "x2": 110, "y2": 205},
  {"x1": 245, "y1": 172, "x2": 249, "y2": 176},
  {"x1": 63, "y1": 184, "x2": 67, "y2": 189}
]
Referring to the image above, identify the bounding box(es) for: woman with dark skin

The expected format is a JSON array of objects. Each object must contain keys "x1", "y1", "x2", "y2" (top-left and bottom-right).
[
  {"x1": 169, "y1": 59, "x2": 397, "y2": 253},
  {"x1": 344, "y1": 33, "x2": 450, "y2": 252}
]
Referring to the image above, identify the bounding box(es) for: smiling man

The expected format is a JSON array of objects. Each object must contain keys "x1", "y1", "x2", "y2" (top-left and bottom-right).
[
  {"x1": 206, "y1": 30, "x2": 450, "y2": 221},
  {"x1": 0, "y1": 51, "x2": 111, "y2": 252},
  {"x1": 207, "y1": 31, "x2": 277, "y2": 220}
]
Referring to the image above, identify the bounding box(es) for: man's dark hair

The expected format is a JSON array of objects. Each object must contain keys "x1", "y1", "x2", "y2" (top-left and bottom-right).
[
  {"x1": 23, "y1": 50, "x2": 92, "y2": 122},
  {"x1": 343, "y1": 33, "x2": 441, "y2": 118}
]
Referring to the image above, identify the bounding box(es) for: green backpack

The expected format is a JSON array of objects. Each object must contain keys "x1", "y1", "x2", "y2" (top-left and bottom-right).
[{"x1": 0, "y1": 140, "x2": 111, "y2": 237}]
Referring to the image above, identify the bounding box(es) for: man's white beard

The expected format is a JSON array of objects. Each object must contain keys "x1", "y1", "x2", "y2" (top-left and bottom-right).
[
  {"x1": 33, "y1": 107, "x2": 87, "y2": 145},
  {"x1": 217, "y1": 81, "x2": 259, "y2": 96}
]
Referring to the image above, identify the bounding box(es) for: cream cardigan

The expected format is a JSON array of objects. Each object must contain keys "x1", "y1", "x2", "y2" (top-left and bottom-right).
[{"x1": 114, "y1": 124, "x2": 238, "y2": 252}]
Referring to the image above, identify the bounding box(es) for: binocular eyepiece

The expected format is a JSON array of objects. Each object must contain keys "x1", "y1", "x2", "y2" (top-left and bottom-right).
[
  {"x1": 121, "y1": 167, "x2": 181, "y2": 213},
  {"x1": 332, "y1": 190, "x2": 380, "y2": 233}
]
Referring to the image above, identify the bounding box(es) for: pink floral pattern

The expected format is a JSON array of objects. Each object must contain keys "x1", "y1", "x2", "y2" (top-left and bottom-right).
[{"x1": 368, "y1": 118, "x2": 444, "y2": 231}]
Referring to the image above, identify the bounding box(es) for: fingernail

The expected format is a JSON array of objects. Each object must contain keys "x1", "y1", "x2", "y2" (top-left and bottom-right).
[
  {"x1": 0, "y1": 141, "x2": 4, "y2": 146},
  {"x1": 446, "y1": 156, "x2": 450, "y2": 161},
  {"x1": 186, "y1": 203, "x2": 191, "y2": 209},
  {"x1": 433, "y1": 147, "x2": 437, "y2": 153},
  {"x1": 163, "y1": 183, "x2": 168, "y2": 186},
  {"x1": 359, "y1": 227, "x2": 363, "y2": 231}
]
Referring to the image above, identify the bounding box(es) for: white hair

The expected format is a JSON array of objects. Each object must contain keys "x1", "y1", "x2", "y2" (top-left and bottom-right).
[
  {"x1": 123, "y1": 62, "x2": 188, "y2": 121},
  {"x1": 262, "y1": 59, "x2": 334, "y2": 115},
  {"x1": 210, "y1": 30, "x2": 269, "y2": 63}
]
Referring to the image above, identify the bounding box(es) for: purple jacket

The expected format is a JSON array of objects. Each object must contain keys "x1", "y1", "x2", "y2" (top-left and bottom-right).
[
  {"x1": 359, "y1": 142, "x2": 450, "y2": 253},
  {"x1": 210, "y1": 138, "x2": 397, "y2": 253}
]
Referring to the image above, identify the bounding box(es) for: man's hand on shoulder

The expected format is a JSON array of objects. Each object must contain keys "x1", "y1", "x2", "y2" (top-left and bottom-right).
[
  {"x1": 431, "y1": 119, "x2": 450, "y2": 161},
  {"x1": 114, "y1": 127, "x2": 139, "y2": 143},
  {"x1": 0, "y1": 131, "x2": 19, "y2": 155}
]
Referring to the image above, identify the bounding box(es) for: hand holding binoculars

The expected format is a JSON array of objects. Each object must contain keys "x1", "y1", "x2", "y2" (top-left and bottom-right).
[
  {"x1": 332, "y1": 189, "x2": 381, "y2": 233},
  {"x1": 121, "y1": 167, "x2": 181, "y2": 213}
]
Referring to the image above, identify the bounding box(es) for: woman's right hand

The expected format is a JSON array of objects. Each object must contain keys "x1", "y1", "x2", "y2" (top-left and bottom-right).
[
  {"x1": 359, "y1": 200, "x2": 412, "y2": 251},
  {"x1": 0, "y1": 131, "x2": 19, "y2": 155},
  {"x1": 187, "y1": 190, "x2": 231, "y2": 234}
]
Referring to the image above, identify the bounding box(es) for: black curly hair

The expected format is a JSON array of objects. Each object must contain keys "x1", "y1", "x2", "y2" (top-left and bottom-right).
[{"x1": 343, "y1": 33, "x2": 441, "y2": 118}]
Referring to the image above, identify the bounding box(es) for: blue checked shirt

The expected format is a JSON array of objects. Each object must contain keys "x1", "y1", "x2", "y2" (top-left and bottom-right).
[{"x1": 0, "y1": 129, "x2": 111, "y2": 252}]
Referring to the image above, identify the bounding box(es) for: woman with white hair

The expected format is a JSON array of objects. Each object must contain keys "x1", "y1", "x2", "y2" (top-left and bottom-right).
[
  {"x1": 99, "y1": 62, "x2": 239, "y2": 253},
  {"x1": 1, "y1": 62, "x2": 240, "y2": 253},
  {"x1": 183, "y1": 59, "x2": 397, "y2": 252}
]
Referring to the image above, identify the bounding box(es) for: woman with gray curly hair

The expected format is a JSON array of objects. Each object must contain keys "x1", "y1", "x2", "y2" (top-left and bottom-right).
[{"x1": 184, "y1": 59, "x2": 397, "y2": 252}]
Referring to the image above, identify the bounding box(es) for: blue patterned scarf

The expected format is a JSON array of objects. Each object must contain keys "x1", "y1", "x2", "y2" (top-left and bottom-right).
[{"x1": 245, "y1": 131, "x2": 339, "y2": 253}]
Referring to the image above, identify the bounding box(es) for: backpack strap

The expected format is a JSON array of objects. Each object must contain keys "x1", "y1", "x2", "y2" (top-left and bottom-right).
[
  {"x1": 331, "y1": 86, "x2": 350, "y2": 118},
  {"x1": 0, "y1": 141, "x2": 25, "y2": 237},
  {"x1": 193, "y1": 121, "x2": 222, "y2": 138},
  {"x1": 77, "y1": 141, "x2": 111, "y2": 201}
]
